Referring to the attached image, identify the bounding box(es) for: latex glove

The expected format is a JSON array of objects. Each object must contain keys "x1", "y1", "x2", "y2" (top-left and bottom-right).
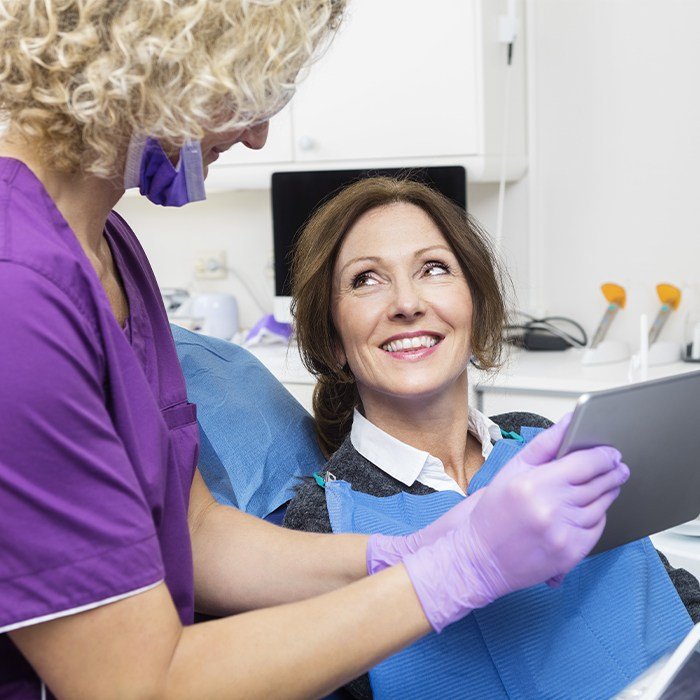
[
  {"x1": 367, "y1": 489, "x2": 485, "y2": 574},
  {"x1": 367, "y1": 418, "x2": 569, "y2": 579},
  {"x1": 401, "y1": 416, "x2": 629, "y2": 632}
]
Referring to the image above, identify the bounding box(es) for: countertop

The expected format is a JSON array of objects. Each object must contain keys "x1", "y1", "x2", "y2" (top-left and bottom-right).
[{"x1": 472, "y1": 347, "x2": 700, "y2": 395}]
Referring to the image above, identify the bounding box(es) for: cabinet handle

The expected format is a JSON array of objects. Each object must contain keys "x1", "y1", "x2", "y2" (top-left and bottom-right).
[{"x1": 297, "y1": 135, "x2": 315, "y2": 151}]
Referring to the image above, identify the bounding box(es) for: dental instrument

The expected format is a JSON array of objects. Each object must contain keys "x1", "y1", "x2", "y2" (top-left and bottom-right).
[
  {"x1": 648, "y1": 283, "x2": 681, "y2": 345},
  {"x1": 590, "y1": 283, "x2": 626, "y2": 349},
  {"x1": 582, "y1": 283, "x2": 630, "y2": 365}
]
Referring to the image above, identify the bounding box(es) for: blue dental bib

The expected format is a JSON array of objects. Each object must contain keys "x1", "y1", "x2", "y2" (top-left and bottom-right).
[{"x1": 325, "y1": 428, "x2": 692, "y2": 699}]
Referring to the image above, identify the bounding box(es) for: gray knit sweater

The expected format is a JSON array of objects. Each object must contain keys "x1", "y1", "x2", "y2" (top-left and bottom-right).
[{"x1": 284, "y1": 412, "x2": 700, "y2": 700}]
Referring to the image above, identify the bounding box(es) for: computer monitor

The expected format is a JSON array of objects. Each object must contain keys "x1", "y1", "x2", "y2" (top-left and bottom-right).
[{"x1": 270, "y1": 166, "x2": 467, "y2": 323}]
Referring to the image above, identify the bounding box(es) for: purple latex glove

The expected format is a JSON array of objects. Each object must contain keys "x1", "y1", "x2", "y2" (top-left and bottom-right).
[{"x1": 401, "y1": 416, "x2": 630, "y2": 632}]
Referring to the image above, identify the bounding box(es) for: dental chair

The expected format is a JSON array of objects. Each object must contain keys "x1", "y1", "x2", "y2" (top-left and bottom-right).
[{"x1": 172, "y1": 324, "x2": 324, "y2": 520}]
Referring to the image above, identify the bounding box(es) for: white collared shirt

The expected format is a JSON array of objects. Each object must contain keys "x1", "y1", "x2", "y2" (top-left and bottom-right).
[{"x1": 350, "y1": 407, "x2": 502, "y2": 496}]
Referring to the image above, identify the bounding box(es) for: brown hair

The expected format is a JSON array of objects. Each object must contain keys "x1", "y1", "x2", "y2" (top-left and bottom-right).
[{"x1": 291, "y1": 176, "x2": 510, "y2": 457}]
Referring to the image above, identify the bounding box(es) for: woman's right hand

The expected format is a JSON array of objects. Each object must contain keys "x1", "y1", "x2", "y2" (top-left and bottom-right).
[{"x1": 402, "y1": 416, "x2": 630, "y2": 632}]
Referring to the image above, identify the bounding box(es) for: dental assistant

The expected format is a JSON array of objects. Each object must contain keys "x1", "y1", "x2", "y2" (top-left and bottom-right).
[{"x1": 0, "y1": 2, "x2": 628, "y2": 698}]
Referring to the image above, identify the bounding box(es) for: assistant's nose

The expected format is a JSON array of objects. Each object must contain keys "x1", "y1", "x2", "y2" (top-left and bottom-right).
[
  {"x1": 389, "y1": 277, "x2": 426, "y2": 320},
  {"x1": 241, "y1": 121, "x2": 269, "y2": 150}
]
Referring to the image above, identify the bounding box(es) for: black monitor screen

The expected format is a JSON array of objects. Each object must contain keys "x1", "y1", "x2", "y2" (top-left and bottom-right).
[{"x1": 270, "y1": 166, "x2": 467, "y2": 297}]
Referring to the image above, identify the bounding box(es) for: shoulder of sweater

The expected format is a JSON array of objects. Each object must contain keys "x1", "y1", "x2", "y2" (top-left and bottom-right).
[
  {"x1": 283, "y1": 476, "x2": 331, "y2": 532},
  {"x1": 489, "y1": 411, "x2": 553, "y2": 433}
]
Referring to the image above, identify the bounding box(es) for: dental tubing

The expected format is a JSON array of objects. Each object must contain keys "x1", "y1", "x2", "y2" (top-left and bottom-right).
[{"x1": 366, "y1": 417, "x2": 629, "y2": 633}]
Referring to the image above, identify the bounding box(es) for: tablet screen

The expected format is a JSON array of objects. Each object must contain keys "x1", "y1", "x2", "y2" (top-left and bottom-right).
[
  {"x1": 556, "y1": 370, "x2": 700, "y2": 555},
  {"x1": 660, "y1": 643, "x2": 700, "y2": 699}
]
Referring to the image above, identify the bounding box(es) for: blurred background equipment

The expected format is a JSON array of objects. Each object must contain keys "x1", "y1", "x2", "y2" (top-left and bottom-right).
[
  {"x1": 649, "y1": 283, "x2": 682, "y2": 345},
  {"x1": 504, "y1": 311, "x2": 587, "y2": 351},
  {"x1": 589, "y1": 283, "x2": 626, "y2": 349},
  {"x1": 648, "y1": 283, "x2": 682, "y2": 366},
  {"x1": 189, "y1": 293, "x2": 240, "y2": 340},
  {"x1": 582, "y1": 283, "x2": 630, "y2": 366},
  {"x1": 682, "y1": 311, "x2": 700, "y2": 363}
]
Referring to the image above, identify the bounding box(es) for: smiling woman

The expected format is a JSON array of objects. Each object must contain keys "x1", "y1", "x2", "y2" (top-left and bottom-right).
[{"x1": 291, "y1": 176, "x2": 509, "y2": 459}]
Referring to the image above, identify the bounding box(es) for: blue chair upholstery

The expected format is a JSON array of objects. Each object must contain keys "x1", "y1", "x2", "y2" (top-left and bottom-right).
[{"x1": 171, "y1": 325, "x2": 324, "y2": 519}]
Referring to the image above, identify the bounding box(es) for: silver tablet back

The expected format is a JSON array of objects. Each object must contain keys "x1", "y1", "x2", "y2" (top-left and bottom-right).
[{"x1": 556, "y1": 369, "x2": 700, "y2": 556}]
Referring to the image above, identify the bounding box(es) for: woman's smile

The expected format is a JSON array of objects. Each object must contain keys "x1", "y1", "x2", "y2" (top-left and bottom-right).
[{"x1": 379, "y1": 331, "x2": 443, "y2": 360}]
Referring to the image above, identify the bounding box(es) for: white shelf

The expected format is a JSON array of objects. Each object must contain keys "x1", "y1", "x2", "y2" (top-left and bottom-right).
[
  {"x1": 247, "y1": 344, "x2": 700, "y2": 398},
  {"x1": 473, "y1": 347, "x2": 699, "y2": 396},
  {"x1": 204, "y1": 154, "x2": 529, "y2": 192}
]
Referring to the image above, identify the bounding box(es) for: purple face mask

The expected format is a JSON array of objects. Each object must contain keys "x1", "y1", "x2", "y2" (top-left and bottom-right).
[{"x1": 124, "y1": 136, "x2": 206, "y2": 207}]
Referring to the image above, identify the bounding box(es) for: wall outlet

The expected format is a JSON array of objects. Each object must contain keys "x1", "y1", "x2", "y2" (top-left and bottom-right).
[{"x1": 195, "y1": 250, "x2": 227, "y2": 280}]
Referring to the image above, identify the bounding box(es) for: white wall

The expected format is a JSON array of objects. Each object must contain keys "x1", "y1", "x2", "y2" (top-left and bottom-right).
[
  {"x1": 526, "y1": 0, "x2": 700, "y2": 349},
  {"x1": 115, "y1": 190, "x2": 275, "y2": 329},
  {"x1": 118, "y1": 0, "x2": 700, "y2": 350}
]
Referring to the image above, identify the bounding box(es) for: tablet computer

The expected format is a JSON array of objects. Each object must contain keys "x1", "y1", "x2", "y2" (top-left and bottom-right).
[
  {"x1": 615, "y1": 622, "x2": 700, "y2": 699},
  {"x1": 556, "y1": 369, "x2": 700, "y2": 556}
]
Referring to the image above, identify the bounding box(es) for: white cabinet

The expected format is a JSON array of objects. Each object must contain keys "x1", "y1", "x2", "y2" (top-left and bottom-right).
[
  {"x1": 291, "y1": 1, "x2": 481, "y2": 162},
  {"x1": 206, "y1": 0, "x2": 527, "y2": 190}
]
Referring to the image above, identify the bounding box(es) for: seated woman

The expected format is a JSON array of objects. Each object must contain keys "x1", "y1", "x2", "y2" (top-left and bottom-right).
[{"x1": 283, "y1": 176, "x2": 700, "y2": 699}]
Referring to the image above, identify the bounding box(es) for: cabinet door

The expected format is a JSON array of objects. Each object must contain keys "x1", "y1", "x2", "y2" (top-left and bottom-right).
[
  {"x1": 292, "y1": 0, "x2": 480, "y2": 162},
  {"x1": 214, "y1": 109, "x2": 293, "y2": 167}
]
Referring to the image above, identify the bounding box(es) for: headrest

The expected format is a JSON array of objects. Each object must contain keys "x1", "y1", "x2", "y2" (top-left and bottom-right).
[{"x1": 171, "y1": 324, "x2": 323, "y2": 518}]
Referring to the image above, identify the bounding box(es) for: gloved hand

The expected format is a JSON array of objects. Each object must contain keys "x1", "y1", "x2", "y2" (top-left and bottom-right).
[
  {"x1": 367, "y1": 418, "x2": 571, "y2": 583},
  {"x1": 400, "y1": 416, "x2": 630, "y2": 632}
]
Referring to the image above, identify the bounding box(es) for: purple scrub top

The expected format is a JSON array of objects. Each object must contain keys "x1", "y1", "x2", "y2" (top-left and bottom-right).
[{"x1": 0, "y1": 158, "x2": 199, "y2": 698}]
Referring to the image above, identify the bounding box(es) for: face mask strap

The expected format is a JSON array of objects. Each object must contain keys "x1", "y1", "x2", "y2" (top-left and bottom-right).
[
  {"x1": 123, "y1": 134, "x2": 148, "y2": 189},
  {"x1": 180, "y1": 140, "x2": 206, "y2": 203}
]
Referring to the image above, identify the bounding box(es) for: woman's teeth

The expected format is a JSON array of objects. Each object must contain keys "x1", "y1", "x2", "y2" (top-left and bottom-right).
[{"x1": 381, "y1": 336, "x2": 439, "y2": 353}]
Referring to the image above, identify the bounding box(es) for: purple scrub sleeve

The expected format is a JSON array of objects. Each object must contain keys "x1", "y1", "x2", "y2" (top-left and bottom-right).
[{"x1": 0, "y1": 158, "x2": 200, "y2": 698}]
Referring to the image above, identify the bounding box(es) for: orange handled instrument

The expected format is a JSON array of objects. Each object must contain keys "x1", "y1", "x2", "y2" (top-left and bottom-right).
[
  {"x1": 589, "y1": 283, "x2": 626, "y2": 349},
  {"x1": 648, "y1": 283, "x2": 682, "y2": 345}
]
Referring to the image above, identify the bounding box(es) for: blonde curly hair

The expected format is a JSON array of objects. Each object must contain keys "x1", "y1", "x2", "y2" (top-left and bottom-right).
[{"x1": 0, "y1": 0, "x2": 344, "y2": 177}]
